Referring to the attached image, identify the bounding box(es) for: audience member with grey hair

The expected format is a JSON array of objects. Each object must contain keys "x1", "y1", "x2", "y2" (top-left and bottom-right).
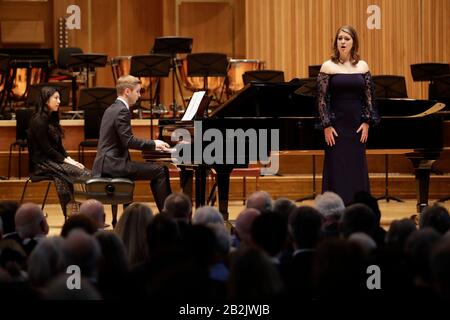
[
  {"x1": 44, "y1": 274, "x2": 101, "y2": 300},
  {"x1": 315, "y1": 191, "x2": 345, "y2": 238},
  {"x1": 246, "y1": 191, "x2": 273, "y2": 212},
  {"x1": 61, "y1": 229, "x2": 101, "y2": 284},
  {"x1": 27, "y1": 236, "x2": 65, "y2": 289},
  {"x1": 192, "y1": 206, "x2": 224, "y2": 226},
  {"x1": 8, "y1": 203, "x2": 49, "y2": 255},
  {"x1": 163, "y1": 192, "x2": 192, "y2": 223},
  {"x1": 79, "y1": 199, "x2": 106, "y2": 230}
]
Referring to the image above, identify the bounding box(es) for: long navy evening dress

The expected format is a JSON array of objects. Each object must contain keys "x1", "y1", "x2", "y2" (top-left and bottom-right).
[{"x1": 317, "y1": 72, "x2": 380, "y2": 205}]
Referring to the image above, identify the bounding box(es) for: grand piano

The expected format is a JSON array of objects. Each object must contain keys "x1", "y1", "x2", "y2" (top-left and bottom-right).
[{"x1": 143, "y1": 81, "x2": 445, "y2": 219}]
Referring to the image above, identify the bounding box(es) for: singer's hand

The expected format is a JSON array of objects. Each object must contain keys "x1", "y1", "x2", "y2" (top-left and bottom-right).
[
  {"x1": 356, "y1": 123, "x2": 369, "y2": 143},
  {"x1": 324, "y1": 126, "x2": 338, "y2": 146}
]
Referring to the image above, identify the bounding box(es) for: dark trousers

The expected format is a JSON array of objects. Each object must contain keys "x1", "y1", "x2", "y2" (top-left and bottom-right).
[{"x1": 129, "y1": 162, "x2": 172, "y2": 213}]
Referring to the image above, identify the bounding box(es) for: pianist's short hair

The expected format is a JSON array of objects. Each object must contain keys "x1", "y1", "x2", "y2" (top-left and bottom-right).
[{"x1": 116, "y1": 75, "x2": 141, "y2": 95}]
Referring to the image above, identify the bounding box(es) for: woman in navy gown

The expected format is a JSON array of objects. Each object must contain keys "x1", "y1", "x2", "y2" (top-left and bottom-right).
[{"x1": 317, "y1": 25, "x2": 380, "y2": 205}]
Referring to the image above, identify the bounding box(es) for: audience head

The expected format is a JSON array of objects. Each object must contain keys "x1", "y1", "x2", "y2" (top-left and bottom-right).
[
  {"x1": 314, "y1": 191, "x2": 345, "y2": 221},
  {"x1": 385, "y1": 218, "x2": 417, "y2": 248},
  {"x1": 289, "y1": 206, "x2": 323, "y2": 250},
  {"x1": 251, "y1": 210, "x2": 287, "y2": 257},
  {"x1": 353, "y1": 191, "x2": 382, "y2": 223},
  {"x1": 79, "y1": 199, "x2": 105, "y2": 229},
  {"x1": 146, "y1": 213, "x2": 180, "y2": 256},
  {"x1": 27, "y1": 236, "x2": 65, "y2": 288},
  {"x1": 419, "y1": 204, "x2": 450, "y2": 234},
  {"x1": 234, "y1": 208, "x2": 260, "y2": 245},
  {"x1": 273, "y1": 197, "x2": 297, "y2": 224},
  {"x1": 61, "y1": 229, "x2": 101, "y2": 280},
  {"x1": 192, "y1": 206, "x2": 224, "y2": 226},
  {"x1": 60, "y1": 214, "x2": 98, "y2": 238},
  {"x1": 44, "y1": 274, "x2": 101, "y2": 300},
  {"x1": 405, "y1": 228, "x2": 441, "y2": 284},
  {"x1": 430, "y1": 237, "x2": 450, "y2": 300},
  {"x1": 340, "y1": 203, "x2": 377, "y2": 239},
  {"x1": 115, "y1": 202, "x2": 153, "y2": 266},
  {"x1": 228, "y1": 247, "x2": 283, "y2": 300},
  {"x1": 15, "y1": 202, "x2": 49, "y2": 239},
  {"x1": 246, "y1": 191, "x2": 273, "y2": 212},
  {"x1": 0, "y1": 200, "x2": 19, "y2": 236},
  {"x1": 163, "y1": 192, "x2": 192, "y2": 223},
  {"x1": 348, "y1": 232, "x2": 377, "y2": 256}
]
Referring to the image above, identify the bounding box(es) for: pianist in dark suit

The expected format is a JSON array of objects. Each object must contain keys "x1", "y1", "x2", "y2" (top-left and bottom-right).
[
  {"x1": 28, "y1": 86, "x2": 92, "y2": 218},
  {"x1": 317, "y1": 25, "x2": 379, "y2": 205},
  {"x1": 92, "y1": 75, "x2": 172, "y2": 212}
]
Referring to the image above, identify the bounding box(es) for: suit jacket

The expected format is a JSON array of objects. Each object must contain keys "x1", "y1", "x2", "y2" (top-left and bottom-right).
[{"x1": 92, "y1": 100, "x2": 155, "y2": 178}]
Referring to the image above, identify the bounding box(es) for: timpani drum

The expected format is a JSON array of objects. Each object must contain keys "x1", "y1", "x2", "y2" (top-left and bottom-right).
[
  {"x1": 227, "y1": 59, "x2": 264, "y2": 93},
  {"x1": 179, "y1": 58, "x2": 225, "y2": 94},
  {"x1": 11, "y1": 67, "x2": 45, "y2": 100}
]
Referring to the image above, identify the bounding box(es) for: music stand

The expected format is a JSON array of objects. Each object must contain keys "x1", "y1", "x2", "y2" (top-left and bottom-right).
[
  {"x1": 187, "y1": 52, "x2": 228, "y2": 91},
  {"x1": 152, "y1": 37, "x2": 193, "y2": 117},
  {"x1": 372, "y1": 75, "x2": 408, "y2": 98},
  {"x1": 78, "y1": 87, "x2": 117, "y2": 111},
  {"x1": 411, "y1": 63, "x2": 450, "y2": 99},
  {"x1": 372, "y1": 75, "x2": 408, "y2": 203},
  {"x1": 129, "y1": 54, "x2": 171, "y2": 136},
  {"x1": 242, "y1": 70, "x2": 285, "y2": 85},
  {"x1": 67, "y1": 53, "x2": 108, "y2": 88},
  {"x1": 308, "y1": 64, "x2": 322, "y2": 77},
  {"x1": 295, "y1": 77, "x2": 317, "y2": 96}
]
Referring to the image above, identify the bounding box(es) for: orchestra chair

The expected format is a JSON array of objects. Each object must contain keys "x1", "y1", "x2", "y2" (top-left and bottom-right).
[
  {"x1": 242, "y1": 70, "x2": 285, "y2": 85},
  {"x1": 19, "y1": 142, "x2": 54, "y2": 214},
  {"x1": 308, "y1": 64, "x2": 322, "y2": 77},
  {"x1": 8, "y1": 107, "x2": 34, "y2": 179},
  {"x1": 372, "y1": 75, "x2": 408, "y2": 203},
  {"x1": 77, "y1": 87, "x2": 117, "y2": 164},
  {"x1": 73, "y1": 178, "x2": 134, "y2": 228}
]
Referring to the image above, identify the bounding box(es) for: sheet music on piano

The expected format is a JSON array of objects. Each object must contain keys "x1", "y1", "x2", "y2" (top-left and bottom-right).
[{"x1": 182, "y1": 91, "x2": 206, "y2": 121}]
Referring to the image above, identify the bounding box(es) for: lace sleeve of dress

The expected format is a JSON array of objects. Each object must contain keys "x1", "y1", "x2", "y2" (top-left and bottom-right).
[
  {"x1": 317, "y1": 72, "x2": 333, "y2": 128},
  {"x1": 362, "y1": 71, "x2": 380, "y2": 126}
]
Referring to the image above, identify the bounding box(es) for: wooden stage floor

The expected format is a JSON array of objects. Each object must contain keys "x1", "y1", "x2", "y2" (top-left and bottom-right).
[{"x1": 44, "y1": 199, "x2": 450, "y2": 236}]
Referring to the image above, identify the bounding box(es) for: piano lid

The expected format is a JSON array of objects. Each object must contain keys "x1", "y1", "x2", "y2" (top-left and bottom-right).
[{"x1": 209, "y1": 81, "x2": 315, "y2": 118}]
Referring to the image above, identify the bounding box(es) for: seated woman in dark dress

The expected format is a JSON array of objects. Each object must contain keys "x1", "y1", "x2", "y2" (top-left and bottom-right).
[{"x1": 27, "y1": 86, "x2": 92, "y2": 218}]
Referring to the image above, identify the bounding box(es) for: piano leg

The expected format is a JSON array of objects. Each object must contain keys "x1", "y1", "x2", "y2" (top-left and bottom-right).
[
  {"x1": 406, "y1": 152, "x2": 440, "y2": 213},
  {"x1": 194, "y1": 165, "x2": 207, "y2": 208},
  {"x1": 179, "y1": 167, "x2": 193, "y2": 199},
  {"x1": 215, "y1": 166, "x2": 233, "y2": 221}
]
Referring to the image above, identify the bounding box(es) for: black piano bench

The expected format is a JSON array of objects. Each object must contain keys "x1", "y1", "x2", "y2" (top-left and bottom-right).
[{"x1": 73, "y1": 178, "x2": 134, "y2": 228}]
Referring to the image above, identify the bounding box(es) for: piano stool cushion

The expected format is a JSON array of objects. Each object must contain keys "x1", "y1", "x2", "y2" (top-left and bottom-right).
[{"x1": 73, "y1": 177, "x2": 134, "y2": 205}]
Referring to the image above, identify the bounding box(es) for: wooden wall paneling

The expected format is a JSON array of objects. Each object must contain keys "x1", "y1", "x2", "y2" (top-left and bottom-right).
[
  {"x1": 90, "y1": 0, "x2": 118, "y2": 87},
  {"x1": 0, "y1": 0, "x2": 53, "y2": 48},
  {"x1": 233, "y1": 0, "x2": 246, "y2": 58},
  {"x1": 120, "y1": 0, "x2": 163, "y2": 56},
  {"x1": 178, "y1": 1, "x2": 234, "y2": 54}
]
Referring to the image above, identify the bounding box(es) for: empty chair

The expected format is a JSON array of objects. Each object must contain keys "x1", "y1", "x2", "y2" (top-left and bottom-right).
[{"x1": 8, "y1": 108, "x2": 34, "y2": 179}]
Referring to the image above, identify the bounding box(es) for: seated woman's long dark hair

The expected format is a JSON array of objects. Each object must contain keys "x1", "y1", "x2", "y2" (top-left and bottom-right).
[{"x1": 34, "y1": 86, "x2": 64, "y2": 136}]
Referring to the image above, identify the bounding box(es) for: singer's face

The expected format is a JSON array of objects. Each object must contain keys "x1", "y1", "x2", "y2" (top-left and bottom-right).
[{"x1": 337, "y1": 30, "x2": 353, "y2": 57}]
